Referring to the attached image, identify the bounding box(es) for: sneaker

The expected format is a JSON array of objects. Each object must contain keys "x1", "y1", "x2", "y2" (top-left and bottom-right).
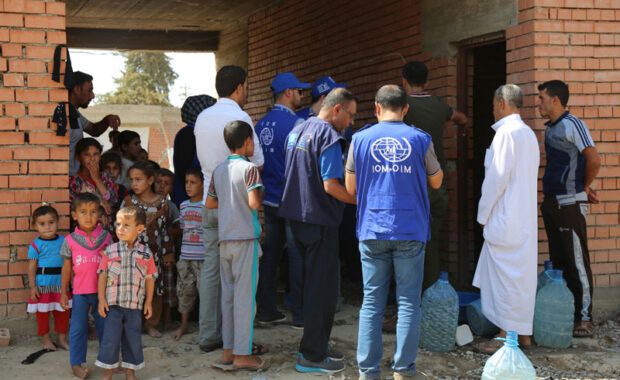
[
  {"x1": 327, "y1": 348, "x2": 344, "y2": 361},
  {"x1": 393, "y1": 371, "x2": 429, "y2": 380},
  {"x1": 295, "y1": 354, "x2": 345, "y2": 374},
  {"x1": 257, "y1": 312, "x2": 287, "y2": 325}
]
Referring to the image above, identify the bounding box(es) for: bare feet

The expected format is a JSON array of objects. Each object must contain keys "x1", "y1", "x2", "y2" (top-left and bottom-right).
[
  {"x1": 125, "y1": 368, "x2": 137, "y2": 380},
  {"x1": 57, "y1": 333, "x2": 69, "y2": 350},
  {"x1": 519, "y1": 335, "x2": 532, "y2": 348},
  {"x1": 145, "y1": 325, "x2": 162, "y2": 338},
  {"x1": 41, "y1": 334, "x2": 56, "y2": 350},
  {"x1": 233, "y1": 354, "x2": 266, "y2": 370},
  {"x1": 221, "y1": 349, "x2": 234, "y2": 365},
  {"x1": 173, "y1": 323, "x2": 187, "y2": 341},
  {"x1": 71, "y1": 365, "x2": 90, "y2": 379}
]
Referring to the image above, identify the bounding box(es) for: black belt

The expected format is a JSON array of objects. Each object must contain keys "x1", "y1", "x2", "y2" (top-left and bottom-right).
[{"x1": 36, "y1": 267, "x2": 62, "y2": 275}]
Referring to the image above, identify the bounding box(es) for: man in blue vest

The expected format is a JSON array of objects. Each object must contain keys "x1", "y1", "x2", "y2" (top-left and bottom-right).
[
  {"x1": 279, "y1": 88, "x2": 357, "y2": 374},
  {"x1": 296, "y1": 76, "x2": 346, "y2": 120},
  {"x1": 345, "y1": 85, "x2": 443, "y2": 380},
  {"x1": 255, "y1": 73, "x2": 309, "y2": 327}
]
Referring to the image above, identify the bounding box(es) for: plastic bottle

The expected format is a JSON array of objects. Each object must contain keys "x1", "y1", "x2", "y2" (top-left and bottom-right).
[
  {"x1": 466, "y1": 298, "x2": 500, "y2": 337},
  {"x1": 481, "y1": 331, "x2": 536, "y2": 380},
  {"x1": 536, "y1": 260, "x2": 554, "y2": 292},
  {"x1": 533, "y1": 269, "x2": 574, "y2": 348},
  {"x1": 419, "y1": 271, "x2": 459, "y2": 352}
]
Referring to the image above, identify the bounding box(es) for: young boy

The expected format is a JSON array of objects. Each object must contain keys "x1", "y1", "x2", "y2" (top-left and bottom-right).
[
  {"x1": 173, "y1": 168, "x2": 205, "y2": 340},
  {"x1": 156, "y1": 168, "x2": 180, "y2": 330},
  {"x1": 60, "y1": 193, "x2": 112, "y2": 379},
  {"x1": 101, "y1": 151, "x2": 129, "y2": 212},
  {"x1": 96, "y1": 206, "x2": 157, "y2": 380},
  {"x1": 207, "y1": 120, "x2": 267, "y2": 370}
]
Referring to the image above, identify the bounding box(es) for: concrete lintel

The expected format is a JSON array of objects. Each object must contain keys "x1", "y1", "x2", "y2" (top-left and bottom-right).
[{"x1": 67, "y1": 28, "x2": 219, "y2": 52}]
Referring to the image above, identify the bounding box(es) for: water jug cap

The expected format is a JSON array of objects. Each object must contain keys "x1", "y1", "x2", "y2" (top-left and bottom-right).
[
  {"x1": 544, "y1": 260, "x2": 553, "y2": 270},
  {"x1": 548, "y1": 269, "x2": 563, "y2": 281},
  {"x1": 439, "y1": 271, "x2": 449, "y2": 282},
  {"x1": 495, "y1": 331, "x2": 519, "y2": 347}
]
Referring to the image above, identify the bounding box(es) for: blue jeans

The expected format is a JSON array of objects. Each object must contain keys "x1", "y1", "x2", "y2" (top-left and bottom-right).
[
  {"x1": 69, "y1": 293, "x2": 104, "y2": 367},
  {"x1": 257, "y1": 205, "x2": 303, "y2": 324},
  {"x1": 357, "y1": 240, "x2": 425, "y2": 379},
  {"x1": 96, "y1": 306, "x2": 144, "y2": 370}
]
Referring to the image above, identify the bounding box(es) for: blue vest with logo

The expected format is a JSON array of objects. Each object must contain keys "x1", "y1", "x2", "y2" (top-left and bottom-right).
[
  {"x1": 278, "y1": 117, "x2": 346, "y2": 227},
  {"x1": 353, "y1": 121, "x2": 432, "y2": 242},
  {"x1": 296, "y1": 106, "x2": 315, "y2": 120},
  {"x1": 255, "y1": 104, "x2": 303, "y2": 206}
]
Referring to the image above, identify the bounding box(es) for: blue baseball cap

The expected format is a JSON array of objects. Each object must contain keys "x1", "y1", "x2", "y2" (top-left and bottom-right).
[
  {"x1": 271, "y1": 73, "x2": 311, "y2": 94},
  {"x1": 311, "y1": 76, "x2": 346, "y2": 98}
]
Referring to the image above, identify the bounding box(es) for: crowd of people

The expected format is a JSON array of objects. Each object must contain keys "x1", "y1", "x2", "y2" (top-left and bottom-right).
[{"x1": 25, "y1": 61, "x2": 600, "y2": 379}]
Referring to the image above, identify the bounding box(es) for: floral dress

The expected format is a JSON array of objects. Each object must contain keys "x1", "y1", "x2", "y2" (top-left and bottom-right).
[
  {"x1": 69, "y1": 171, "x2": 118, "y2": 233},
  {"x1": 124, "y1": 194, "x2": 173, "y2": 296}
]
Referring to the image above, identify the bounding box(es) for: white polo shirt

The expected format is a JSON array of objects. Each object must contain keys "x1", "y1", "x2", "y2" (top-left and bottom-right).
[{"x1": 194, "y1": 97, "x2": 264, "y2": 202}]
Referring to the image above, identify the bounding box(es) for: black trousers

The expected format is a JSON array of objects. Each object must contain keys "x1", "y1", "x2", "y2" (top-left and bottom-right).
[
  {"x1": 289, "y1": 220, "x2": 340, "y2": 362},
  {"x1": 541, "y1": 196, "x2": 594, "y2": 322}
]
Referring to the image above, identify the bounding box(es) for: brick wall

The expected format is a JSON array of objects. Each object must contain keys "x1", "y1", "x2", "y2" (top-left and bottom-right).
[
  {"x1": 507, "y1": 0, "x2": 620, "y2": 288},
  {"x1": 0, "y1": 0, "x2": 68, "y2": 317}
]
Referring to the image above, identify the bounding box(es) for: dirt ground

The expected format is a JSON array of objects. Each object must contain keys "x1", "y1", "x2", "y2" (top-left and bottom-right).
[{"x1": 1, "y1": 303, "x2": 619, "y2": 380}]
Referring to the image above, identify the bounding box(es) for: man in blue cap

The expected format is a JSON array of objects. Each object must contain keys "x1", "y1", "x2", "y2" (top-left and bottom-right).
[
  {"x1": 255, "y1": 73, "x2": 310, "y2": 327},
  {"x1": 296, "y1": 76, "x2": 346, "y2": 120}
]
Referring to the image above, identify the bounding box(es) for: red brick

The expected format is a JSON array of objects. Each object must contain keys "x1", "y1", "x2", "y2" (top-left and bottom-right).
[
  {"x1": 9, "y1": 29, "x2": 45, "y2": 43},
  {"x1": 8, "y1": 59, "x2": 46, "y2": 73},
  {"x1": 4, "y1": 0, "x2": 45, "y2": 13},
  {"x1": 0, "y1": 148, "x2": 12, "y2": 160},
  {"x1": 2, "y1": 73, "x2": 24, "y2": 86},
  {"x1": 0, "y1": 162, "x2": 18, "y2": 174},
  {"x1": 0, "y1": 203, "x2": 30, "y2": 217},
  {"x1": 5, "y1": 104, "x2": 25, "y2": 117},
  {"x1": 0, "y1": 117, "x2": 16, "y2": 129},
  {"x1": 0, "y1": 12, "x2": 23, "y2": 27},
  {"x1": 7, "y1": 303, "x2": 26, "y2": 317},
  {"x1": 49, "y1": 88, "x2": 67, "y2": 102},
  {"x1": 24, "y1": 15, "x2": 65, "y2": 30},
  {"x1": 0, "y1": 191, "x2": 15, "y2": 203},
  {"x1": 0, "y1": 88, "x2": 15, "y2": 101},
  {"x1": 41, "y1": 188, "x2": 68, "y2": 202},
  {"x1": 24, "y1": 45, "x2": 54, "y2": 60},
  {"x1": 49, "y1": 175, "x2": 67, "y2": 188},
  {"x1": 14, "y1": 189, "x2": 42, "y2": 202},
  {"x1": 46, "y1": 30, "x2": 65, "y2": 44},
  {"x1": 15, "y1": 89, "x2": 47, "y2": 102},
  {"x1": 0, "y1": 218, "x2": 15, "y2": 232},
  {"x1": 1, "y1": 43, "x2": 22, "y2": 57},
  {"x1": 18, "y1": 117, "x2": 48, "y2": 130},
  {"x1": 29, "y1": 161, "x2": 66, "y2": 174},
  {"x1": 27, "y1": 74, "x2": 64, "y2": 88},
  {"x1": 7, "y1": 288, "x2": 28, "y2": 303},
  {"x1": 13, "y1": 146, "x2": 48, "y2": 160},
  {"x1": 28, "y1": 131, "x2": 68, "y2": 145},
  {"x1": 28, "y1": 103, "x2": 56, "y2": 116},
  {"x1": 0, "y1": 131, "x2": 23, "y2": 145},
  {"x1": 9, "y1": 175, "x2": 50, "y2": 188},
  {"x1": 0, "y1": 29, "x2": 8, "y2": 42},
  {"x1": 0, "y1": 276, "x2": 23, "y2": 289},
  {"x1": 46, "y1": 2, "x2": 65, "y2": 15}
]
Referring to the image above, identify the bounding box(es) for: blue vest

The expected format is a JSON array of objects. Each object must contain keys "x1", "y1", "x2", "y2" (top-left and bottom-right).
[
  {"x1": 353, "y1": 121, "x2": 432, "y2": 242},
  {"x1": 296, "y1": 106, "x2": 315, "y2": 120},
  {"x1": 255, "y1": 105, "x2": 303, "y2": 206},
  {"x1": 278, "y1": 117, "x2": 346, "y2": 227}
]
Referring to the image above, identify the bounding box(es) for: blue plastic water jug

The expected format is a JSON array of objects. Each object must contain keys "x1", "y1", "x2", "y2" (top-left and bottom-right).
[
  {"x1": 481, "y1": 331, "x2": 536, "y2": 380},
  {"x1": 420, "y1": 271, "x2": 459, "y2": 352},
  {"x1": 466, "y1": 298, "x2": 500, "y2": 337},
  {"x1": 534, "y1": 269, "x2": 574, "y2": 348},
  {"x1": 536, "y1": 260, "x2": 554, "y2": 292}
]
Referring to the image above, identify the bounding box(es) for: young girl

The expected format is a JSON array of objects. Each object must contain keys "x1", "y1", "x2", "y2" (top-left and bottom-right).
[
  {"x1": 101, "y1": 151, "x2": 129, "y2": 213},
  {"x1": 61, "y1": 193, "x2": 112, "y2": 379},
  {"x1": 69, "y1": 138, "x2": 118, "y2": 233},
  {"x1": 123, "y1": 160, "x2": 174, "y2": 338},
  {"x1": 27, "y1": 205, "x2": 70, "y2": 351},
  {"x1": 117, "y1": 130, "x2": 142, "y2": 188}
]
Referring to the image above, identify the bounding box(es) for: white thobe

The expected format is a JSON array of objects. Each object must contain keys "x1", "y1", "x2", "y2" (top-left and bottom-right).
[{"x1": 472, "y1": 113, "x2": 540, "y2": 335}]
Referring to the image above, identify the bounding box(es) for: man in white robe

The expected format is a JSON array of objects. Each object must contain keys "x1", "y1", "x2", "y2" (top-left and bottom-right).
[{"x1": 473, "y1": 84, "x2": 540, "y2": 353}]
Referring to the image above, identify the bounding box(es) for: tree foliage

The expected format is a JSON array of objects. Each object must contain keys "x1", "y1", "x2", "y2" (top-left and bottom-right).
[{"x1": 100, "y1": 52, "x2": 178, "y2": 106}]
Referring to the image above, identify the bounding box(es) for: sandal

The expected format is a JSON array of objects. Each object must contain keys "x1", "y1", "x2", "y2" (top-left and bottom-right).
[
  {"x1": 252, "y1": 343, "x2": 269, "y2": 356},
  {"x1": 233, "y1": 356, "x2": 269, "y2": 371},
  {"x1": 474, "y1": 338, "x2": 503, "y2": 355},
  {"x1": 573, "y1": 320, "x2": 594, "y2": 337}
]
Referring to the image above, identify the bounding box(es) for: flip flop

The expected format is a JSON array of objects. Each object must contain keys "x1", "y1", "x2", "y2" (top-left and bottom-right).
[
  {"x1": 212, "y1": 362, "x2": 235, "y2": 371},
  {"x1": 573, "y1": 320, "x2": 594, "y2": 337},
  {"x1": 232, "y1": 356, "x2": 269, "y2": 371},
  {"x1": 252, "y1": 343, "x2": 268, "y2": 356},
  {"x1": 21, "y1": 346, "x2": 56, "y2": 365},
  {"x1": 474, "y1": 338, "x2": 503, "y2": 355}
]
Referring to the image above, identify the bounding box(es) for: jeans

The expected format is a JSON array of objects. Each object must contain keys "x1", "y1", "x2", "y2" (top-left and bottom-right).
[
  {"x1": 289, "y1": 220, "x2": 340, "y2": 362},
  {"x1": 69, "y1": 293, "x2": 104, "y2": 367},
  {"x1": 198, "y1": 208, "x2": 222, "y2": 346},
  {"x1": 357, "y1": 240, "x2": 425, "y2": 379},
  {"x1": 95, "y1": 306, "x2": 144, "y2": 370},
  {"x1": 257, "y1": 205, "x2": 303, "y2": 324}
]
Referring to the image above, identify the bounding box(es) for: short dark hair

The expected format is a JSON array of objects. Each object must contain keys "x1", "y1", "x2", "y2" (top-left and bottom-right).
[
  {"x1": 216, "y1": 65, "x2": 247, "y2": 98},
  {"x1": 117, "y1": 206, "x2": 147, "y2": 226},
  {"x1": 71, "y1": 192, "x2": 101, "y2": 212},
  {"x1": 538, "y1": 80, "x2": 570, "y2": 107},
  {"x1": 158, "y1": 168, "x2": 174, "y2": 179},
  {"x1": 402, "y1": 61, "x2": 428, "y2": 86},
  {"x1": 322, "y1": 88, "x2": 357, "y2": 109},
  {"x1": 128, "y1": 160, "x2": 157, "y2": 179},
  {"x1": 100, "y1": 151, "x2": 122, "y2": 171},
  {"x1": 69, "y1": 71, "x2": 93, "y2": 93},
  {"x1": 375, "y1": 85, "x2": 407, "y2": 111},
  {"x1": 185, "y1": 168, "x2": 204, "y2": 183},
  {"x1": 74, "y1": 137, "x2": 102, "y2": 158},
  {"x1": 117, "y1": 130, "x2": 140, "y2": 154},
  {"x1": 32, "y1": 205, "x2": 59, "y2": 224},
  {"x1": 223, "y1": 120, "x2": 253, "y2": 151}
]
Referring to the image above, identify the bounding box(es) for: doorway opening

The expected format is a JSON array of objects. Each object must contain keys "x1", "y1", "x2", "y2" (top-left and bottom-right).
[{"x1": 456, "y1": 35, "x2": 506, "y2": 288}]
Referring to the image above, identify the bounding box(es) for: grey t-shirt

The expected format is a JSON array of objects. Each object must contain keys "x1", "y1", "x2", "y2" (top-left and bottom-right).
[
  {"x1": 208, "y1": 155, "x2": 263, "y2": 241},
  {"x1": 346, "y1": 139, "x2": 441, "y2": 176}
]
